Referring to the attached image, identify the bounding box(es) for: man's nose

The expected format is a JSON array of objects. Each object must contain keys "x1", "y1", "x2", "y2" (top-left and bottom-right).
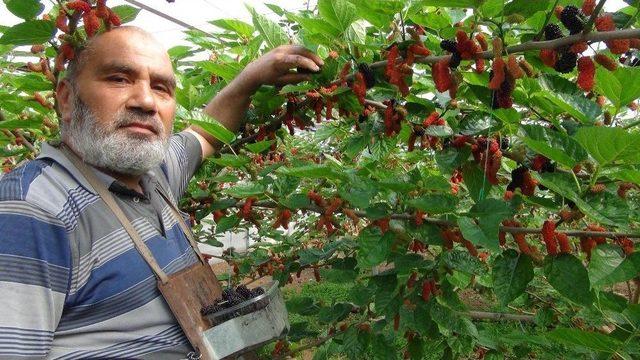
[{"x1": 127, "y1": 81, "x2": 157, "y2": 115}]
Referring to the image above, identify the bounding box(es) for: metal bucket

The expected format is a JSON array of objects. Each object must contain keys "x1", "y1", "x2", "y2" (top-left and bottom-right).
[{"x1": 200, "y1": 281, "x2": 289, "y2": 359}]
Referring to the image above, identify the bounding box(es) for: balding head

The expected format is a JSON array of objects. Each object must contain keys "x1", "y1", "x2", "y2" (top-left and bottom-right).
[{"x1": 64, "y1": 26, "x2": 166, "y2": 87}]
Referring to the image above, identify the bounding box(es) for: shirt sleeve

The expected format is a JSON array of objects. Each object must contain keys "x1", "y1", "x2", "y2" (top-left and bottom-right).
[
  {"x1": 0, "y1": 200, "x2": 71, "y2": 358},
  {"x1": 162, "y1": 131, "x2": 203, "y2": 202}
]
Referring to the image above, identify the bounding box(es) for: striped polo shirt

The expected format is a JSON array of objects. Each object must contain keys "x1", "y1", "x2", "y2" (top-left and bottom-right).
[{"x1": 0, "y1": 132, "x2": 203, "y2": 359}]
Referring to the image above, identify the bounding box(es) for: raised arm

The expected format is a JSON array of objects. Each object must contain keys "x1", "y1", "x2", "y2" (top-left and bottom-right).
[{"x1": 186, "y1": 45, "x2": 324, "y2": 159}]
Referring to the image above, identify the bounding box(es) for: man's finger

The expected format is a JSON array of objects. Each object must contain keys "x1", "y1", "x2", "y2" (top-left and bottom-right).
[
  {"x1": 282, "y1": 54, "x2": 321, "y2": 73},
  {"x1": 275, "y1": 73, "x2": 312, "y2": 86},
  {"x1": 287, "y1": 45, "x2": 324, "y2": 67}
]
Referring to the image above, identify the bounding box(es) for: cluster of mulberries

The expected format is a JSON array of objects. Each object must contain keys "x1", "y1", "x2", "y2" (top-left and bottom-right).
[
  {"x1": 383, "y1": 100, "x2": 405, "y2": 137},
  {"x1": 489, "y1": 58, "x2": 517, "y2": 109},
  {"x1": 53, "y1": 1, "x2": 121, "y2": 73},
  {"x1": 432, "y1": 59, "x2": 455, "y2": 96},
  {"x1": 440, "y1": 31, "x2": 485, "y2": 72},
  {"x1": 407, "y1": 111, "x2": 446, "y2": 151},
  {"x1": 385, "y1": 41, "x2": 430, "y2": 96},
  {"x1": 200, "y1": 285, "x2": 266, "y2": 317},
  {"x1": 505, "y1": 166, "x2": 538, "y2": 198},
  {"x1": 471, "y1": 137, "x2": 502, "y2": 185}
]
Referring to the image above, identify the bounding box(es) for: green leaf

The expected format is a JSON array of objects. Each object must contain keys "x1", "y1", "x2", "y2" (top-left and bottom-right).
[
  {"x1": 211, "y1": 154, "x2": 251, "y2": 168},
  {"x1": 248, "y1": 7, "x2": 289, "y2": 49},
  {"x1": 209, "y1": 18, "x2": 254, "y2": 37},
  {"x1": 3, "y1": 0, "x2": 43, "y2": 20},
  {"x1": 461, "y1": 163, "x2": 493, "y2": 203},
  {"x1": 457, "y1": 217, "x2": 496, "y2": 251},
  {"x1": 547, "y1": 328, "x2": 622, "y2": 353},
  {"x1": 536, "y1": 172, "x2": 618, "y2": 226},
  {"x1": 110, "y1": 5, "x2": 141, "y2": 24},
  {"x1": 420, "y1": 0, "x2": 482, "y2": 8},
  {"x1": 431, "y1": 302, "x2": 479, "y2": 338},
  {"x1": 595, "y1": 67, "x2": 640, "y2": 108},
  {"x1": 277, "y1": 164, "x2": 344, "y2": 180},
  {"x1": 589, "y1": 244, "x2": 625, "y2": 286},
  {"x1": 318, "y1": 302, "x2": 353, "y2": 324},
  {"x1": 504, "y1": 0, "x2": 550, "y2": 17},
  {"x1": 605, "y1": 168, "x2": 640, "y2": 185},
  {"x1": 350, "y1": 0, "x2": 403, "y2": 28},
  {"x1": 521, "y1": 125, "x2": 587, "y2": 168},
  {"x1": 492, "y1": 250, "x2": 534, "y2": 305},
  {"x1": 222, "y1": 182, "x2": 265, "y2": 197},
  {"x1": 594, "y1": 252, "x2": 640, "y2": 286},
  {"x1": 189, "y1": 118, "x2": 235, "y2": 145},
  {"x1": 198, "y1": 61, "x2": 243, "y2": 83},
  {"x1": 244, "y1": 140, "x2": 273, "y2": 153},
  {"x1": 441, "y1": 250, "x2": 484, "y2": 275},
  {"x1": 465, "y1": 199, "x2": 514, "y2": 251},
  {"x1": 357, "y1": 229, "x2": 393, "y2": 267},
  {"x1": 0, "y1": 20, "x2": 55, "y2": 45},
  {"x1": 215, "y1": 215, "x2": 240, "y2": 233},
  {"x1": 407, "y1": 194, "x2": 457, "y2": 214},
  {"x1": 318, "y1": 0, "x2": 357, "y2": 32},
  {"x1": 575, "y1": 126, "x2": 640, "y2": 166},
  {"x1": 544, "y1": 254, "x2": 593, "y2": 306},
  {"x1": 547, "y1": 92, "x2": 602, "y2": 124}
]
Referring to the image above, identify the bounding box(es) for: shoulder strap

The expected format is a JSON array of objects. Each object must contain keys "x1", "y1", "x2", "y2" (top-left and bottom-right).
[
  {"x1": 60, "y1": 145, "x2": 170, "y2": 284},
  {"x1": 155, "y1": 187, "x2": 206, "y2": 264}
]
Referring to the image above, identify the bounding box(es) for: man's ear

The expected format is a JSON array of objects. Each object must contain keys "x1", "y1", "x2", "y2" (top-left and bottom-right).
[{"x1": 56, "y1": 79, "x2": 73, "y2": 128}]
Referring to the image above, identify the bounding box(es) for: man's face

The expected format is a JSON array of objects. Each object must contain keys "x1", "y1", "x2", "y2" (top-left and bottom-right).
[{"x1": 60, "y1": 28, "x2": 177, "y2": 175}]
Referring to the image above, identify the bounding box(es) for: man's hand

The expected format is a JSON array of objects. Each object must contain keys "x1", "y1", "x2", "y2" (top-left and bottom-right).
[
  {"x1": 241, "y1": 45, "x2": 325, "y2": 88},
  {"x1": 188, "y1": 45, "x2": 322, "y2": 159}
]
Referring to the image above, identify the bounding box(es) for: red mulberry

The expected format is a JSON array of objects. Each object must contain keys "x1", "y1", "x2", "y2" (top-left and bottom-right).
[
  {"x1": 539, "y1": 49, "x2": 558, "y2": 68},
  {"x1": 577, "y1": 56, "x2": 595, "y2": 92},
  {"x1": 595, "y1": 53, "x2": 617, "y2": 71},
  {"x1": 542, "y1": 220, "x2": 558, "y2": 256},
  {"x1": 433, "y1": 59, "x2": 452, "y2": 93},
  {"x1": 506, "y1": 55, "x2": 524, "y2": 79},
  {"x1": 595, "y1": 14, "x2": 615, "y2": 32},
  {"x1": 582, "y1": 0, "x2": 596, "y2": 16},
  {"x1": 488, "y1": 57, "x2": 505, "y2": 90}
]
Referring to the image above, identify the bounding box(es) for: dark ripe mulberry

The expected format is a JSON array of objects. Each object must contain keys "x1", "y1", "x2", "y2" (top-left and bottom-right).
[
  {"x1": 544, "y1": 24, "x2": 564, "y2": 40},
  {"x1": 560, "y1": 5, "x2": 585, "y2": 34},
  {"x1": 201, "y1": 304, "x2": 222, "y2": 316},
  {"x1": 236, "y1": 285, "x2": 253, "y2": 300},
  {"x1": 500, "y1": 137, "x2": 510, "y2": 150},
  {"x1": 222, "y1": 288, "x2": 234, "y2": 300},
  {"x1": 440, "y1": 39, "x2": 458, "y2": 53},
  {"x1": 252, "y1": 287, "x2": 265, "y2": 297},
  {"x1": 358, "y1": 63, "x2": 376, "y2": 89},
  {"x1": 554, "y1": 51, "x2": 578, "y2": 73},
  {"x1": 507, "y1": 166, "x2": 528, "y2": 191},
  {"x1": 449, "y1": 51, "x2": 462, "y2": 69}
]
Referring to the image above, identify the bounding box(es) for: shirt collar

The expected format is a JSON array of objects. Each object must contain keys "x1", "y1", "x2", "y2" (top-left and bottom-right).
[{"x1": 37, "y1": 140, "x2": 160, "y2": 197}]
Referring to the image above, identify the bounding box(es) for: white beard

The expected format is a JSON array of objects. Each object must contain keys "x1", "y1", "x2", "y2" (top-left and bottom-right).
[{"x1": 66, "y1": 94, "x2": 170, "y2": 176}]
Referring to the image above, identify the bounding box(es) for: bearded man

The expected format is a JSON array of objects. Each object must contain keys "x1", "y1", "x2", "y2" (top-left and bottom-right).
[{"x1": 0, "y1": 26, "x2": 322, "y2": 359}]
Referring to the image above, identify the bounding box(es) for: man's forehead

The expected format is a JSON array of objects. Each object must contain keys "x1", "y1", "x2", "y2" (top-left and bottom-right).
[{"x1": 83, "y1": 28, "x2": 173, "y2": 76}]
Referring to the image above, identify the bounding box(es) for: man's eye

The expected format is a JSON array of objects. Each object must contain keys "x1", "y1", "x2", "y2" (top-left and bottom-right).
[{"x1": 109, "y1": 76, "x2": 128, "y2": 83}]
